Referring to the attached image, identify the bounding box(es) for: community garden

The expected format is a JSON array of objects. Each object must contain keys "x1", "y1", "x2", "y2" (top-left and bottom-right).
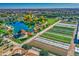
[{"x1": 41, "y1": 24, "x2": 75, "y2": 44}]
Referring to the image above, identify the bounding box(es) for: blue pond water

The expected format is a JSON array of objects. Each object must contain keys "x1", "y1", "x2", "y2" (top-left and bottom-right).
[
  {"x1": 9, "y1": 21, "x2": 35, "y2": 38},
  {"x1": 10, "y1": 21, "x2": 29, "y2": 34}
]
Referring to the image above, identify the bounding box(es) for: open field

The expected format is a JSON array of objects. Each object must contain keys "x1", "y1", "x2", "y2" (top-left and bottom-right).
[{"x1": 47, "y1": 18, "x2": 59, "y2": 25}]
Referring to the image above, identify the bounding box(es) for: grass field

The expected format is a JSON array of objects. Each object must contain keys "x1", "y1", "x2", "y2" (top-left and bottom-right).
[
  {"x1": 12, "y1": 35, "x2": 33, "y2": 43},
  {"x1": 47, "y1": 18, "x2": 59, "y2": 25}
]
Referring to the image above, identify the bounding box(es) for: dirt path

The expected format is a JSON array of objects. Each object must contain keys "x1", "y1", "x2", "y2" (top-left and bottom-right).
[{"x1": 67, "y1": 26, "x2": 76, "y2": 56}]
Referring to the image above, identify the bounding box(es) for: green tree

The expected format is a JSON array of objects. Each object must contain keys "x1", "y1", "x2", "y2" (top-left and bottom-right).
[
  {"x1": 0, "y1": 39, "x2": 2, "y2": 43},
  {"x1": 39, "y1": 50, "x2": 49, "y2": 56},
  {"x1": 0, "y1": 21, "x2": 3, "y2": 24},
  {"x1": 22, "y1": 44, "x2": 32, "y2": 50}
]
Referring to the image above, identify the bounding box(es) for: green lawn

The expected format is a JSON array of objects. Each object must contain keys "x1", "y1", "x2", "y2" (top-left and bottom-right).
[
  {"x1": 12, "y1": 35, "x2": 33, "y2": 44},
  {"x1": 0, "y1": 29, "x2": 7, "y2": 34},
  {"x1": 47, "y1": 18, "x2": 59, "y2": 25}
]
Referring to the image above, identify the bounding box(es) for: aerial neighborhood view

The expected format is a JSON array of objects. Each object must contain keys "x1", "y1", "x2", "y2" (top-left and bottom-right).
[{"x1": 0, "y1": 3, "x2": 79, "y2": 56}]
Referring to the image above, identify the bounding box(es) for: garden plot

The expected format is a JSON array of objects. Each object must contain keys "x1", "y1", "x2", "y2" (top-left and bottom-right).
[
  {"x1": 60, "y1": 20, "x2": 77, "y2": 25},
  {"x1": 40, "y1": 23, "x2": 75, "y2": 44},
  {"x1": 27, "y1": 21, "x2": 76, "y2": 56},
  {"x1": 56, "y1": 23, "x2": 77, "y2": 28},
  {"x1": 48, "y1": 26, "x2": 75, "y2": 36}
]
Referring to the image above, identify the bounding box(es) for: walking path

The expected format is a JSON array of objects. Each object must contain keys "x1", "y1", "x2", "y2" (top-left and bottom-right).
[
  {"x1": 21, "y1": 20, "x2": 61, "y2": 45},
  {"x1": 67, "y1": 27, "x2": 76, "y2": 56}
]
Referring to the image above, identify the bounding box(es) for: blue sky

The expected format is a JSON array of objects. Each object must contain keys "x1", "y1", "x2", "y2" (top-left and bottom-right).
[{"x1": 0, "y1": 3, "x2": 79, "y2": 8}]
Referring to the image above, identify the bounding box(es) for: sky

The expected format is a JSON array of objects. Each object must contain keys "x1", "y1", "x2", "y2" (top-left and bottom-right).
[{"x1": 0, "y1": 3, "x2": 79, "y2": 9}]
